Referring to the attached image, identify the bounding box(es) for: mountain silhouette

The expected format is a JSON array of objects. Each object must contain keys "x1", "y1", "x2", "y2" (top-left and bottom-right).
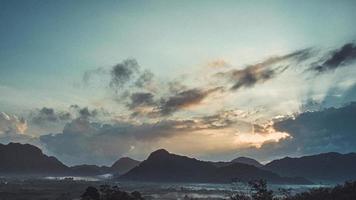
[
  {"x1": 70, "y1": 157, "x2": 140, "y2": 176},
  {"x1": 111, "y1": 157, "x2": 141, "y2": 175},
  {"x1": 0, "y1": 143, "x2": 140, "y2": 176},
  {"x1": 264, "y1": 152, "x2": 356, "y2": 183},
  {"x1": 231, "y1": 156, "x2": 263, "y2": 168},
  {"x1": 120, "y1": 149, "x2": 311, "y2": 184},
  {"x1": 0, "y1": 143, "x2": 68, "y2": 175}
]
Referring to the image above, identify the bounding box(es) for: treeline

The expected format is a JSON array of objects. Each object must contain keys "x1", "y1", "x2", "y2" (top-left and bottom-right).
[
  {"x1": 79, "y1": 180, "x2": 356, "y2": 200},
  {"x1": 80, "y1": 185, "x2": 143, "y2": 200},
  {"x1": 229, "y1": 180, "x2": 356, "y2": 200}
]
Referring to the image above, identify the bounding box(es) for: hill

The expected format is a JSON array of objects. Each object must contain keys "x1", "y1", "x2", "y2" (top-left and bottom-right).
[
  {"x1": 0, "y1": 143, "x2": 68, "y2": 175},
  {"x1": 264, "y1": 152, "x2": 356, "y2": 183},
  {"x1": 120, "y1": 149, "x2": 311, "y2": 184},
  {"x1": 111, "y1": 157, "x2": 140, "y2": 175},
  {"x1": 231, "y1": 156, "x2": 263, "y2": 168}
]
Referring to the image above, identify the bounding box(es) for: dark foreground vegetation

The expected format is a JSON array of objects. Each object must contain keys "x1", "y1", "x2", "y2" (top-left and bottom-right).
[
  {"x1": 81, "y1": 185, "x2": 143, "y2": 200},
  {"x1": 229, "y1": 180, "x2": 356, "y2": 200},
  {"x1": 0, "y1": 178, "x2": 355, "y2": 200},
  {"x1": 78, "y1": 180, "x2": 356, "y2": 200}
]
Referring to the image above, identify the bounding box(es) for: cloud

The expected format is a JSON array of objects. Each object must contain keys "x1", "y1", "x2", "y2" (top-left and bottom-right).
[
  {"x1": 0, "y1": 112, "x2": 27, "y2": 134},
  {"x1": 69, "y1": 104, "x2": 108, "y2": 120},
  {"x1": 126, "y1": 92, "x2": 158, "y2": 118},
  {"x1": 212, "y1": 102, "x2": 356, "y2": 162},
  {"x1": 207, "y1": 59, "x2": 231, "y2": 68},
  {"x1": 110, "y1": 59, "x2": 140, "y2": 91},
  {"x1": 158, "y1": 87, "x2": 223, "y2": 116},
  {"x1": 266, "y1": 102, "x2": 356, "y2": 157},
  {"x1": 29, "y1": 106, "x2": 106, "y2": 126},
  {"x1": 26, "y1": 106, "x2": 109, "y2": 135},
  {"x1": 134, "y1": 69, "x2": 154, "y2": 88},
  {"x1": 0, "y1": 112, "x2": 39, "y2": 148},
  {"x1": 217, "y1": 49, "x2": 312, "y2": 90},
  {"x1": 83, "y1": 67, "x2": 107, "y2": 85},
  {"x1": 39, "y1": 116, "x2": 220, "y2": 165},
  {"x1": 127, "y1": 92, "x2": 155, "y2": 109},
  {"x1": 83, "y1": 58, "x2": 156, "y2": 92},
  {"x1": 30, "y1": 107, "x2": 71, "y2": 125},
  {"x1": 313, "y1": 42, "x2": 356, "y2": 73},
  {"x1": 39, "y1": 106, "x2": 282, "y2": 165}
]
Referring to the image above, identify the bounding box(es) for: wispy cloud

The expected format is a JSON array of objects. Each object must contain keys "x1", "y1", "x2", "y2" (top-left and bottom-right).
[
  {"x1": 157, "y1": 87, "x2": 223, "y2": 116},
  {"x1": 216, "y1": 49, "x2": 312, "y2": 91},
  {"x1": 313, "y1": 42, "x2": 356, "y2": 73}
]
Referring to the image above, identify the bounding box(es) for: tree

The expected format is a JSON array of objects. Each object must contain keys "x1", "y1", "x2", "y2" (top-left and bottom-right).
[
  {"x1": 81, "y1": 186, "x2": 100, "y2": 200},
  {"x1": 249, "y1": 179, "x2": 274, "y2": 200},
  {"x1": 81, "y1": 185, "x2": 144, "y2": 200}
]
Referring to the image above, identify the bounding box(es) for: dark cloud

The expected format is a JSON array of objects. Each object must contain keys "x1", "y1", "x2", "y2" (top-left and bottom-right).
[
  {"x1": 230, "y1": 66, "x2": 278, "y2": 90},
  {"x1": 83, "y1": 59, "x2": 156, "y2": 105},
  {"x1": 110, "y1": 59, "x2": 140, "y2": 91},
  {"x1": 158, "y1": 87, "x2": 222, "y2": 116},
  {"x1": 30, "y1": 106, "x2": 108, "y2": 129},
  {"x1": 222, "y1": 103, "x2": 356, "y2": 162},
  {"x1": 127, "y1": 92, "x2": 155, "y2": 109},
  {"x1": 69, "y1": 105, "x2": 104, "y2": 120},
  {"x1": 134, "y1": 70, "x2": 154, "y2": 88},
  {"x1": 198, "y1": 110, "x2": 242, "y2": 129},
  {"x1": 39, "y1": 117, "x2": 212, "y2": 165},
  {"x1": 108, "y1": 59, "x2": 155, "y2": 94},
  {"x1": 272, "y1": 102, "x2": 356, "y2": 155},
  {"x1": 314, "y1": 43, "x2": 356, "y2": 73},
  {"x1": 217, "y1": 49, "x2": 312, "y2": 90},
  {"x1": 125, "y1": 87, "x2": 223, "y2": 117},
  {"x1": 301, "y1": 82, "x2": 356, "y2": 111},
  {"x1": 30, "y1": 107, "x2": 71, "y2": 125}
]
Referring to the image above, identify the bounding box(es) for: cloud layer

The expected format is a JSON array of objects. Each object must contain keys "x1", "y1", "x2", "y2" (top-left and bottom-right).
[{"x1": 1, "y1": 41, "x2": 356, "y2": 165}]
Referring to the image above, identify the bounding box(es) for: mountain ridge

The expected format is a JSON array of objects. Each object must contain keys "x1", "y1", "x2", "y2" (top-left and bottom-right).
[
  {"x1": 0, "y1": 142, "x2": 140, "y2": 176},
  {"x1": 119, "y1": 149, "x2": 311, "y2": 184},
  {"x1": 264, "y1": 152, "x2": 356, "y2": 183}
]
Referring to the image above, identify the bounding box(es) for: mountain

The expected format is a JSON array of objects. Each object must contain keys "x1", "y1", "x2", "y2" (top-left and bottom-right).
[
  {"x1": 0, "y1": 143, "x2": 69, "y2": 175},
  {"x1": 119, "y1": 149, "x2": 311, "y2": 184},
  {"x1": 231, "y1": 157, "x2": 263, "y2": 168},
  {"x1": 264, "y1": 152, "x2": 356, "y2": 183},
  {"x1": 70, "y1": 157, "x2": 140, "y2": 176},
  {"x1": 0, "y1": 142, "x2": 140, "y2": 177},
  {"x1": 111, "y1": 157, "x2": 140, "y2": 175}
]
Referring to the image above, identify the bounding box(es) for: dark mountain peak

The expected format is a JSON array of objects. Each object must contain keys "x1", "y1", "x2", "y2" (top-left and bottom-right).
[
  {"x1": 115, "y1": 157, "x2": 138, "y2": 162},
  {"x1": 1, "y1": 142, "x2": 42, "y2": 155},
  {"x1": 120, "y1": 149, "x2": 310, "y2": 184},
  {"x1": 231, "y1": 156, "x2": 263, "y2": 168},
  {"x1": 111, "y1": 156, "x2": 140, "y2": 175},
  {"x1": 147, "y1": 149, "x2": 170, "y2": 159},
  {"x1": 0, "y1": 142, "x2": 69, "y2": 175}
]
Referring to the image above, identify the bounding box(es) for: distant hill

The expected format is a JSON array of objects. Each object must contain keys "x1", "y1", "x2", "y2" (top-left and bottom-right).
[
  {"x1": 70, "y1": 157, "x2": 140, "y2": 176},
  {"x1": 231, "y1": 157, "x2": 263, "y2": 168},
  {"x1": 120, "y1": 149, "x2": 311, "y2": 184},
  {"x1": 0, "y1": 143, "x2": 69, "y2": 175},
  {"x1": 0, "y1": 142, "x2": 140, "y2": 177},
  {"x1": 111, "y1": 157, "x2": 140, "y2": 175},
  {"x1": 264, "y1": 152, "x2": 356, "y2": 183}
]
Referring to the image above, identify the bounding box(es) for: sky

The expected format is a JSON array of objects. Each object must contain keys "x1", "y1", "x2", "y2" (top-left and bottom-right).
[{"x1": 1, "y1": 0, "x2": 356, "y2": 166}]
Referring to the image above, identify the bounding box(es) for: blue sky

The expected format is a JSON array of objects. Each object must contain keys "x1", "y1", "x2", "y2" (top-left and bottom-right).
[
  {"x1": 1, "y1": 0, "x2": 356, "y2": 165},
  {"x1": 1, "y1": 0, "x2": 355, "y2": 89}
]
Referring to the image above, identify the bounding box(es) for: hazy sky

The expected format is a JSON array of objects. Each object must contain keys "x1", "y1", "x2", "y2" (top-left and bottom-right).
[{"x1": 1, "y1": 0, "x2": 356, "y2": 165}]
